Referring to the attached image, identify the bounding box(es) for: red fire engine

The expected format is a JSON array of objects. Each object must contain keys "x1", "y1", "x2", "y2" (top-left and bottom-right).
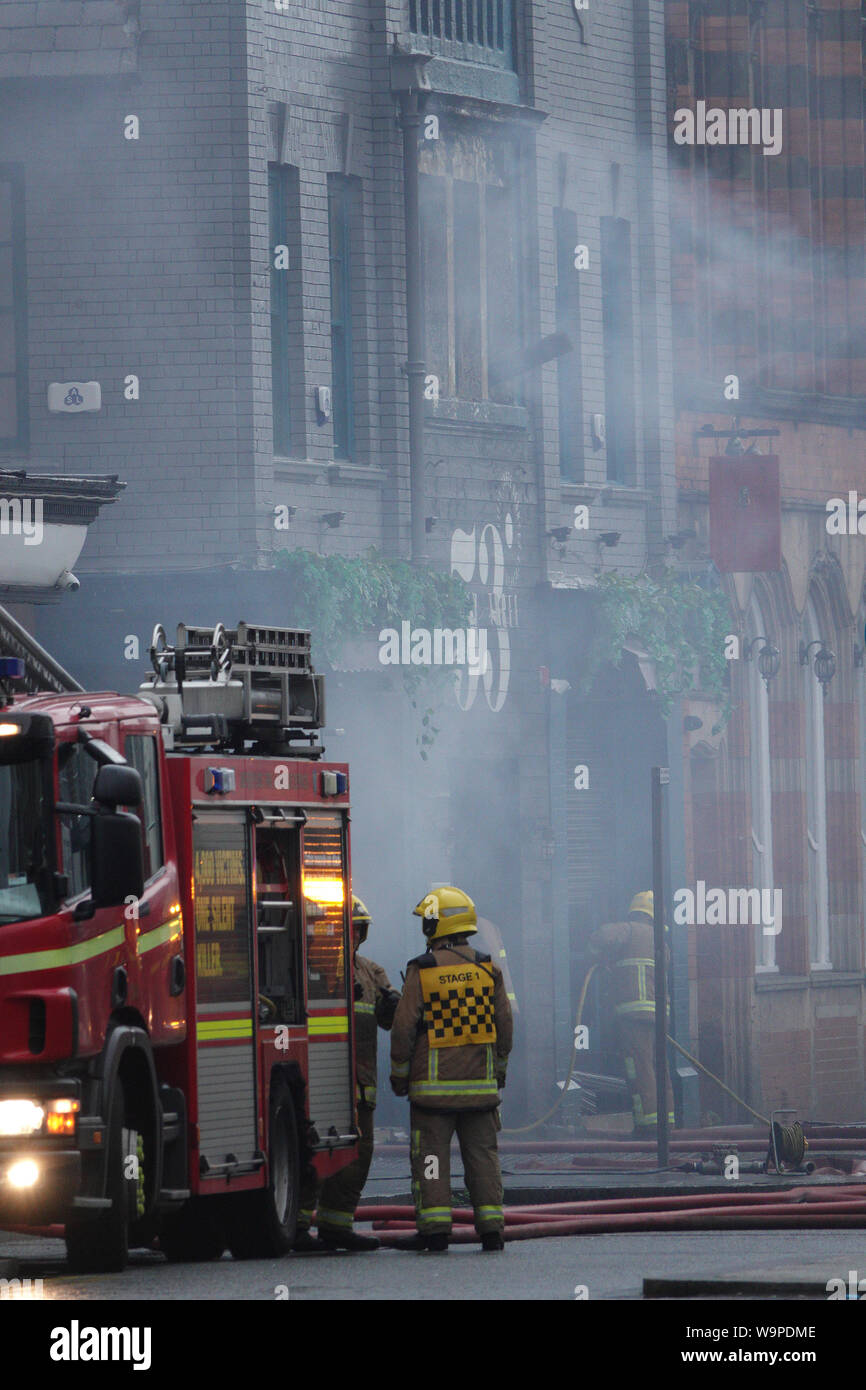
[{"x1": 0, "y1": 621, "x2": 358, "y2": 1271}]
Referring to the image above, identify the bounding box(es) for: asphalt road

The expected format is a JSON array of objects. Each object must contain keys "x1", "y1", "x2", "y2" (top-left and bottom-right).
[{"x1": 1, "y1": 1227, "x2": 862, "y2": 1301}]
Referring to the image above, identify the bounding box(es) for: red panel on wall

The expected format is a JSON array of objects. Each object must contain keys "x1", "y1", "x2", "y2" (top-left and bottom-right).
[{"x1": 709, "y1": 455, "x2": 781, "y2": 572}]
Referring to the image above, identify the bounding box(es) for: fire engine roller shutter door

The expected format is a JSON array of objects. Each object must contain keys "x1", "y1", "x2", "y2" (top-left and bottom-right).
[
  {"x1": 193, "y1": 813, "x2": 259, "y2": 1170},
  {"x1": 302, "y1": 812, "x2": 354, "y2": 1144}
]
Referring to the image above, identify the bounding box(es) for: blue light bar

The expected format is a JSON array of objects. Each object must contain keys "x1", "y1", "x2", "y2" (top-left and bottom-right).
[
  {"x1": 204, "y1": 766, "x2": 236, "y2": 795},
  {"x1": 0, "y1": 658, "x2": 24, "y2": 680}
]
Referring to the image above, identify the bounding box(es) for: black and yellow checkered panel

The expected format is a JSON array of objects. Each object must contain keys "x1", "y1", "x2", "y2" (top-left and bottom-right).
[{"x1": 418, "y1": 963, "x2": 496, "y2": 1048}]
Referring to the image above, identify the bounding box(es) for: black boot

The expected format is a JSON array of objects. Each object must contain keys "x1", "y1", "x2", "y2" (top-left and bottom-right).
[
  {"x1": 319, "y1": 1229, "x2": 380, "y2": 1252},
  {"x1": 292, "y1": 1229, "x2": 328, "y2": 1253},
  {"x1": 392, "y1": 1231, "x2": 449, "y2": 1252},
  {"x1": 480, "y1": 1230, "x2": 505, "y2": 1252}
]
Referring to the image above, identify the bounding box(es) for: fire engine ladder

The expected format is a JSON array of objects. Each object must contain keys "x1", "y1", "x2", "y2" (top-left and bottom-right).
[
  {"x1": 0, "y1": 603, "x2": 83, "y2": 694},
  {"x1": 140, "y1": 621, "x2": 325, "y2": 754}
]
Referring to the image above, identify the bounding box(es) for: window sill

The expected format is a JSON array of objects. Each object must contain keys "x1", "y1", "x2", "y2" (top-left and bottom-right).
[
  {"x1": 755, "y1": 971, "x2": 865, "y2": 991},
  {"x1": 425, "y1": 398, "x2": 529, "y2": 430},
  {"x1": 754, "y1": 974, "x2": 808, "y2": 992},
  {"x1": 808, "y1": 970, "x2": 864, "y2": 989},
  {"x1": 420, "y1": 55, "x2": 520, "y2": 107},
  {"x1": 273, "y1": 457, "x2": 387, "y2": 487},
  {"x1": 560, "y1": 482, "x2": 651, "y2": 507},
  {"x1": 677, "y1": 381, "x2": 866, "y2": 430}
]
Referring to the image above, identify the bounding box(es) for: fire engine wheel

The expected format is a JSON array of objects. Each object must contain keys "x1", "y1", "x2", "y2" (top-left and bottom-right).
[
  {"x1": 159, "y1": 1199, "x2": 226, "y2": 1264},
  {"x1": 65, "y1": 1081, "x2": 137, "y2": 1274},
  {"x1": 227, "y1": 1084, "x2": 300, "y2": 1259}
]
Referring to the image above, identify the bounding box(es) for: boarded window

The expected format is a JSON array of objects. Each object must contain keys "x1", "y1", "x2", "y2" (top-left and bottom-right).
[
  {"x1": 555, "y1": 208, "x2": 584, "y2": 480},
  {"x1": 269, "y1": 164, "x2": 299, "y2": 456},
  {"x1": 420, "y1": 167, "x2": 519, "y2": 404},
  {"x1": 0, "y1": 169, "x2": 26, "y2": 449},
  {"x1": 328, "y1": 175, "x2": 357, "y2": 460},
  {"x1": 600, "y1": 216, "x2": 636, "y2": 484}
]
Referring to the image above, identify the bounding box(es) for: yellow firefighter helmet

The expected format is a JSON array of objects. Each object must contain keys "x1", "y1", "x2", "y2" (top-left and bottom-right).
[
  {"x1": 352, "y1": 894, "x2": 371, "y2": 945},
  {"x1": 628, "y1": 891, "x2": 654, "y2": 921},
  {"x1": 413, "y1": 885, "x2": 477, "y2": 941}
]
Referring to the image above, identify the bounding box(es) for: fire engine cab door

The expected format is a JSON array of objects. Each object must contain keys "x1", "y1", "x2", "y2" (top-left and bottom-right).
[{"x1": 192, "y1": 812, "x2": 259, "y2": 1174}]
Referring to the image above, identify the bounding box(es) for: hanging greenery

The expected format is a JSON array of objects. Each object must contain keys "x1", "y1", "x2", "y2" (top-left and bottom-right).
[
  {"x1": 273, "y1": 548, "x2": 472, "y2": 665},
  {"x1": 582, "y1": 569, "x2": 733, "y2": 725},
  {"x1": 273, "y1": 548, "x2": 473, "y2": 758}
]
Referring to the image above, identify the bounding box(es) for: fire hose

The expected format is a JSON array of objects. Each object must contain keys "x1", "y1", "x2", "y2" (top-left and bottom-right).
[
  {"x1": 358, "y1": 1187, "x2": 866, "y2": 1242},
  {"x1": 502, "y1": 964, "x2": 597, "y2": 1134}
]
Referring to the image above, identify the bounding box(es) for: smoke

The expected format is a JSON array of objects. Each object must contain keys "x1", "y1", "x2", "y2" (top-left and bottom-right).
[{"x1": 666, "y1": 154, "x2": 863, "y2": 400}]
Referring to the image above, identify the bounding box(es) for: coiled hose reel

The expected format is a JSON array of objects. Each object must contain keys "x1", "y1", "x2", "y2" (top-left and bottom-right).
[{"x1": 769, "y1": 1112, "x2": 808, "y2": 1171}]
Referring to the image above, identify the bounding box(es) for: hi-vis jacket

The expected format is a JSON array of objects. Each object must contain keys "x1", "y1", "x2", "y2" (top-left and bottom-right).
[
  {"x1": 589, "y1": 919, "x2": 669, "y2": 1019},
  {"x1": 390, "y1": 943, "x2": 513, "y2": 1111},
  {"x1": 354, "y1": 953, "x2": 396, "y2": 1108}
]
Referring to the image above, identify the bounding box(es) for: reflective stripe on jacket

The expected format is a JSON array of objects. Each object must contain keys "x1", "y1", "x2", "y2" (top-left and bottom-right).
[{"x1": 589, "y1": 919, "x2": 669, "y2": 1017}]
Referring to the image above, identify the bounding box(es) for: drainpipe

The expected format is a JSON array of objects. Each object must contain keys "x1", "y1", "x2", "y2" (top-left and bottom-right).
[{"x1": 391, "y1": 47, "x2": 432, "y2": 564}]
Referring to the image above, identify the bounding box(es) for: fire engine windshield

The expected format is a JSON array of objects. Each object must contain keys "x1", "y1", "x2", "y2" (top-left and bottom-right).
[{"x1": 0, "y1": 759, "x2": 51, "y2": 922}]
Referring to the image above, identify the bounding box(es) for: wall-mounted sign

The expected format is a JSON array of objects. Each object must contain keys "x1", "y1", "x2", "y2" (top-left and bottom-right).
[
  {"x1": 709, "y1": 455, "x2": 781, "y2": 572},
  {"x1": 47, "y1": 382, "x2": 102, "y2": 413}
]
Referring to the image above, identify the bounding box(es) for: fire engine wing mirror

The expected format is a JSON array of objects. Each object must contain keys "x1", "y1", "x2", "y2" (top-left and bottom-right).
[
  {"x1": 90, "y1": 811, "x2": 145, "y2": 908},
  {"x1": 92, "y1": 763, "x2": 142, "y2": 808}
]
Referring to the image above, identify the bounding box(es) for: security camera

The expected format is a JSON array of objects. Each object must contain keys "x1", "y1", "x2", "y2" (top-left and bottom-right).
[{"x1": 55, "y1": 570, "x2": 81, "y2": 592}]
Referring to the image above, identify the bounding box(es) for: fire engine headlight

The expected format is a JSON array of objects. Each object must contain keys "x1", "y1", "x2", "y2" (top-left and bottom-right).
[
  {"x1": 0, "y1": 1100, "x2": 44, "y2": 1137},
  {"x1": 7, "y1": 1160, "x2": 39, "y2": 1189}
]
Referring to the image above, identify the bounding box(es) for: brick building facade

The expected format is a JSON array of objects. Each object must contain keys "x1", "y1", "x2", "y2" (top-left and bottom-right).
[
  {"x1": 10, "y1": 0, "x2": 862, "y2": 1127},
  {"x1": 667, "y1": 0, "x2": 866, "y2": 1120}
]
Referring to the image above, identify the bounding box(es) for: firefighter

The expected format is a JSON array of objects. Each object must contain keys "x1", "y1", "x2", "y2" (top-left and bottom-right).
[
  {"x1": 390, "y1": 886, "x2": 513, "y2": 1252},
  {"x1": 293, "y1": 894, "x2": 400, "y2": 1252},
  {"x1": 589, "y1": 890, "x2": 674, "y2": 1134},
  {"x1": 475, "y1": 916, "x2": 519, "y2": 1016}
]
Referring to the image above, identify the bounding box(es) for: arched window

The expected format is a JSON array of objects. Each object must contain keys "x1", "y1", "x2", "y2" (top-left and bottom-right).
[
  {"x1": 747, "y1": 594, "x2": 776, "y2": 971},
  {"x1": 803, "y1": 595, "x2": 830, "y2": 968}
]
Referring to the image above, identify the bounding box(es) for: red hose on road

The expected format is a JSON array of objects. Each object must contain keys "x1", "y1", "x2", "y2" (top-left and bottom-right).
[
  {"x1": 378, "y1": 1138, "x2": 866, "y2": 1155},
  {"x1": 360, "y1": 1187, "x2": 866, "y2": 1241},
  {"x1": 360, "y1": 1186, "x2": 866, "y2": 1226},
  {"x1": 371, "y1": 1202, "x2": 866, "y2": 1243}
]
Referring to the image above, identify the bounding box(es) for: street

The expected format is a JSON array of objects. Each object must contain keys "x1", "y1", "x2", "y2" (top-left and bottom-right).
[
  {"x1": 0, "y1": 1227, "x2": 861, "y2": 1301},
  {"x1": 4, "y1": 0, "x2": 866, "y2": 1340}
]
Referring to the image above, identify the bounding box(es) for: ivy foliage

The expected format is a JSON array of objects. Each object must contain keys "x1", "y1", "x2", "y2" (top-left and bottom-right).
[
  {"x1": 273, "y1": 548, "x2": 472, "y2": 758},
  {"x1": 273, "y1": 548, "x2": 472, "y2": 666},
  {"x1": 583, "y1": 569, "x2": 732, "y2": 724}
]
